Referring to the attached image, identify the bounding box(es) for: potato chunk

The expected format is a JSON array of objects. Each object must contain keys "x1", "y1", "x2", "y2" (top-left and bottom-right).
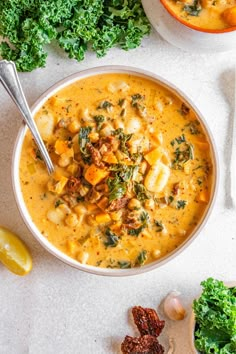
[
  {"x1": 35, "y1": 113, "x2": 55, "y2": 141},
  {"x1": 108, "y1": 81, "x2": 130, "y2": 93},
  {"x1": 144, "y1": 161, "x2": 170, "y2": 193},
  {"x1": 144, "y1": 147, "x2": 164, "y2": 165},
  {"x1": 126, "y1": 117, "x2": 141, "y2": 134},
  {"x1": 47, "y1": 176, "x2": 68, "y2": 194}
]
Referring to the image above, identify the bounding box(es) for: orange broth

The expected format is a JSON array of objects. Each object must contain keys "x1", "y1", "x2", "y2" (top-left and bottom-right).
[{"x1": 20, "y1": 73, "x2": 214, "y2": 268}]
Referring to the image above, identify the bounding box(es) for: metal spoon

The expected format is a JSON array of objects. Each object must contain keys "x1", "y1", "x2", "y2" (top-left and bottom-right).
[{"x1": 0, "y1": 60, "x2": 54, "y2": 174}]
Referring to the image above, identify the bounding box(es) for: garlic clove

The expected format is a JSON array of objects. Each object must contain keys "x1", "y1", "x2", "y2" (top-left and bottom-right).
[{"x1": 163, "y1": 291, "x2": 186, "y2": 321}]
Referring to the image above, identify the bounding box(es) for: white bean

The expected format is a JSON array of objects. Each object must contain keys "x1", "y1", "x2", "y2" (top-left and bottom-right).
[
  {"x1": 152, "y1": 249, "x2": 161, "y2": 259},
  {"x1": 128, "y1": 198, "x2": 141, "y2": 210},
  {"x1": 65, "y1": 213, "x2": 78, "y2": 227},
  {"x1": 144, "y1": 199, "x2": 155, "y2": 210},
  {"x1": 113, "y1": 119, "x2": 125, "y2": 130},
  {"x1": 58, "y1": 154, "x2": 71, "y2": 167},
  {"x1": 74, "y1": 204, "x2": 87, "y2": 215},
  {"x1": 47, "y1": 208, "x2": 65, "y2": 224},
  {"x1": 81, "y1": 108, "x2": 93, "y2": 122}
]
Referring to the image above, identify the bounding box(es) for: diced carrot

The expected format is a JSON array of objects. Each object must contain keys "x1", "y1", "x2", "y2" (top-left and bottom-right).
[
  {"x1": 144, "y1": 146, "x2": 163, "y2": 165},
  {"x1": 110, "y1": 222, "x2": 122, "y2": 232},
  {"x1": 96, "y1": 197, "x2": 109, "y2": 210},
  {"x1": 102, "y1": 152, "x2": 118, "y2": 164},
  {"x1": 196, "y1": 190, "x2": 209, "y2": 203},
  {"x1": 55, "y1": 140, "x2": 69, "y2": 155},
  {"x1": 52, "y1": 170, "x2": 63, "y2": 181},
  {"x1": 87, "y1": 203, "x2": 99, "y2": 212},
  {"x1": 223, "y1": 6, "x2": 236, "y2": 26},
  {"x1": 95, "y1": 213, "x2": 111, "y2": 224},
  {"x1": 84, "y1": 164, "x2": 109, "y2": 186}
]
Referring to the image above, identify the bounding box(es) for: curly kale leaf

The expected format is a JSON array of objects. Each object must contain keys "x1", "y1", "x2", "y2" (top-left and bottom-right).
[
  {"x1": 104, "y1": 228, "x2": 119, "y2": 248},
  {"x1": 184, "y1": 0, "x2": 202, "y2": 17},
  {"x1": 0, "y1": 0, "x2": 150, "y2": 71},
  {"x1": 78, "y1": 126, "x2": 92, "y2": 164},
  {"x1": 193, "y1": 278, "x2": 236, "y2": 354}
]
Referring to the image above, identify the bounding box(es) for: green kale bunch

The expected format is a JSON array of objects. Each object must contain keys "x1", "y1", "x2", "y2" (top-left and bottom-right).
[
  {"x1": 193, "y1": 278, "x2": 236, "y2": 354},
  {"x1": 0, "y1": 0, "x2": 150, "y2": 71}
]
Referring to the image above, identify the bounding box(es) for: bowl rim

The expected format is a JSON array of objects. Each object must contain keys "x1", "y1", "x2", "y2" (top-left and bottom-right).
[
  {"x1": 190, "y1": 281, "x2": 236, "y2": 353},
  {"x1": 160, "y1": 0, "x2": 236, "y2": 34},
  {"x1": 12, "y1": 65, "x2": 219, "y2": 277}
]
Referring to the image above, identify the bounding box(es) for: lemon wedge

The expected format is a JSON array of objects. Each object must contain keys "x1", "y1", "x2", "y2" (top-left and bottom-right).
[{"x1": 0, "y1": 226, "x2": 32, "y2": 276}]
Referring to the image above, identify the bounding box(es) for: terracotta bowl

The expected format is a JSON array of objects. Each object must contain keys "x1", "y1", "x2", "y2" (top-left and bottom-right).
[{"x1": 160, "y1": 0, "x2": 236, "y2": 34}]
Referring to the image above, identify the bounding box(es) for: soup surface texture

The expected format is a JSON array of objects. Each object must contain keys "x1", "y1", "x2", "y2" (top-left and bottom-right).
[
  {"x1": 163, "y1": 0, "x2": 236, "y2": 30},
  {"x1": 20, "y1": 73, "x2": 214, "y2": 269}
]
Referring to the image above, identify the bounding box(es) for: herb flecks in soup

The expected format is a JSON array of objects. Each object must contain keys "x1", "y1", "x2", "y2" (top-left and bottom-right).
[
  {"x1": 164, "y1": 0, "x2": 236, "y2": 30},
  {"x1": 20, "y1": 74, "x2": 213, "y2": 268}
]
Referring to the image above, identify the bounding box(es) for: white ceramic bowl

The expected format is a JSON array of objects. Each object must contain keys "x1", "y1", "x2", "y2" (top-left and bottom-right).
[
  {"x1": 12, "y1": 65, "x2": 219, "y2": 276},
  {"x1": 189, "y1": 281, "x2": 236, "y2": 353}
]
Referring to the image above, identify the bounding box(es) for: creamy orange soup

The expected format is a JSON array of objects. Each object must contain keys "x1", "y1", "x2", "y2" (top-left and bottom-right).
[
  {"x1": 163, "y1": 0, "x2": 236, "y2": 30},
  {"x1": 20, "y1": 73, "x2": 214, "y2": 269}
]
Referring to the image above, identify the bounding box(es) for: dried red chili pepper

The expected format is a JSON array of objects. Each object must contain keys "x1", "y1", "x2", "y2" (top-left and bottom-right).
[
  {"x1": 121, "y1": 306, "x2": 165, "y2": 354},
  {"x1": 132, "y1": 306, "x2": 165, "y2": 337},
  {"x1": 121, "y1": 334, "x2": 164, "y2": 354}
]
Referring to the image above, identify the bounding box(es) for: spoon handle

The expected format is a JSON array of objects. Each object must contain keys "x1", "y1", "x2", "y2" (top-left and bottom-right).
[{"x1": 0, "y1": 60, "x2": 54, "y2": 174}]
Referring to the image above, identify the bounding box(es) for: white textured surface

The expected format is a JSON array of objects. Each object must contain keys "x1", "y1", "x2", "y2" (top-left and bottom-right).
[{"x1": 0, "y1": 28, "x2": 236, "y2": 354}]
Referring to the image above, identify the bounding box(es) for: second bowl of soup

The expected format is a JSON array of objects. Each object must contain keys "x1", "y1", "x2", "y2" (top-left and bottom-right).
[
  {"x1": 12, "y1": 66, "x2": 218, "y2": 276},
  {"x1": 160, "y1": 0, "x2": 236, "y2": 33}
]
